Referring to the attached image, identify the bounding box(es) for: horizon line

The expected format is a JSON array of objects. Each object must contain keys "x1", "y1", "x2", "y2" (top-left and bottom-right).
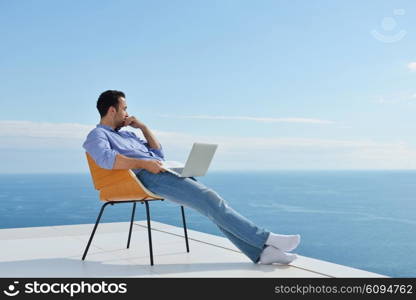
[{"x1": 1, "y1": 169, "x2": 416, "y2": 175}]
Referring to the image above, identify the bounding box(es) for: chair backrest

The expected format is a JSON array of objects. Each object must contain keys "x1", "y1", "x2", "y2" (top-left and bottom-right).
[{"x1": 85, "y1": 152, "x2": 162, "y2": 201}]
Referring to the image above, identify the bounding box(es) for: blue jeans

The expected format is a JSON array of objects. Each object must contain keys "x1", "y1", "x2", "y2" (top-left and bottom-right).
[{"x1": 136, "y1": 169, "x2": 270, "y2": 263}]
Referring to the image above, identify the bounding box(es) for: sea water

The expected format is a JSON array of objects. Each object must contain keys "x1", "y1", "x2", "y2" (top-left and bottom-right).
[{"x1": 0, "y1": 170, "x2": 415, "y2": 277}]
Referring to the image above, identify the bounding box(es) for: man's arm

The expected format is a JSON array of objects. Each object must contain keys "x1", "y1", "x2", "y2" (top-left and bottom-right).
[
  {"x1": 83, "y1": 127, "x2": 165, "y2": 174},
  {"x1": 124, "y1": 116, "x2": 161, "y2": 150},
  {"x1": 113, "y1": 154, "x2": 166, "y2": 174},
  {"x1": 140, "y1": 125, "x2": 161, "y2": 150}
]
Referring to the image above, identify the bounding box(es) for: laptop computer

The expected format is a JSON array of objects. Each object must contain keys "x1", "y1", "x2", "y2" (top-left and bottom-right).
[{"x1": 161, "y1": 142, "x2": 218, "y2": 177}]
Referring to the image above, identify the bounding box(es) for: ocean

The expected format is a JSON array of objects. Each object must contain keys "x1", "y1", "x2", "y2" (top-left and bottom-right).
[{"x1": 0, "y1": 170, "x2": 415, "y2": 277}]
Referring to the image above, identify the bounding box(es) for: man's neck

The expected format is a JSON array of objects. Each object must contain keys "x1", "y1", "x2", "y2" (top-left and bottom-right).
[{"x1": 99, "y1": 118, "x2": 115, "y2": 130}]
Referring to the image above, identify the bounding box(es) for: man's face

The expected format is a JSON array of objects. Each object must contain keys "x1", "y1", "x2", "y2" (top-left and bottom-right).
[{"x1": 114, "y1": 97, "x2": 129, "y2": 131}]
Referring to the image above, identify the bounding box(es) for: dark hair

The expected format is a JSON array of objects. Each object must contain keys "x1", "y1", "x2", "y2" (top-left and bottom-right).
[{"x1": 96, "y1": 90, "x2": 126, "y2": 118}]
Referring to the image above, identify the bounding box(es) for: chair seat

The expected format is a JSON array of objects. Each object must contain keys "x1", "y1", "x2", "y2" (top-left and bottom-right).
[
  {"x1": 86, "y1": 152, "x2": 163, "y2": 201},
  {"x1": 99, "y1": 170, "x2": 163, "y2": 201}
]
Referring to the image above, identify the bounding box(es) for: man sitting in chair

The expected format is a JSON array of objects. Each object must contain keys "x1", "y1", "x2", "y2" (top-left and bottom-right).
[{"x1": 83, "y1": 90, "x2": 301, "y2": 265}]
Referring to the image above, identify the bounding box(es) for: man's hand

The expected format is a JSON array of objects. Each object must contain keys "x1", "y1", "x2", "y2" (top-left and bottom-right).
[
  {"x1": 124, "y1": 116, "x2": 161, "y2": 150},
  {"x1": 124, "y1": 116, "x2": 146, "y2": 130},
  {"x1": 143, "y1": 160, "x2": 166, "y2": 174}
]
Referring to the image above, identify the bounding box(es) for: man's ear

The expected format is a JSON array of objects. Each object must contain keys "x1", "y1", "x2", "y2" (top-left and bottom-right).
[{"x1": 108, "y1": 106, "x2": 116, "y2": 115}]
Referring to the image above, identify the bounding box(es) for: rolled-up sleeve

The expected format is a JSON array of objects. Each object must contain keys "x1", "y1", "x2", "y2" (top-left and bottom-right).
[
  {"x1": 127, "y1": 131, "x2": 165, "y2": 160},
  {"x1": 148, "y1": 144, "x2": 164, "y2": 160},
  {"x1": 82, "y1": 130, "x2": 118, "y2": 169}
]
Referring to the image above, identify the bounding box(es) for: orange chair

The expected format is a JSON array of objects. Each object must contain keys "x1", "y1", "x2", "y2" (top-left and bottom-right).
[{"x1": 82, "y1": 153, "x2": 190, "y2": 265}]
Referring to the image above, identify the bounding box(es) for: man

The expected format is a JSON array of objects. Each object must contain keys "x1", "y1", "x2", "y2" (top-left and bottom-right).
[{"x1": 83, "y1": 90, "x2": 301, "y2": 265}]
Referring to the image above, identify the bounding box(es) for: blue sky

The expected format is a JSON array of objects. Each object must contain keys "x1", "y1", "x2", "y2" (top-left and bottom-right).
[{"x1": 1, "y1": 0, "x2": 415, "y2": 173}]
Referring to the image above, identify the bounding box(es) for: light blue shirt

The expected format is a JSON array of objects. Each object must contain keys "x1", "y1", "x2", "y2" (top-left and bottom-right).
[{"x1": 82, "y1": 124, "x2": 165, "y2": 173}]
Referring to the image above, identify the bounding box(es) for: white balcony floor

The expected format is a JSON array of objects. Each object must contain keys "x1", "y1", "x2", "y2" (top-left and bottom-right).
[{"x1": 0, "y1": 221, "x2": 386, "y2": 278}]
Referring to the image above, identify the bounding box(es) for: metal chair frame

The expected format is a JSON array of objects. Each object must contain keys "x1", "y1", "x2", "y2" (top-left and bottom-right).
[{"x1": 81, "y1": 199, "x2": 190, "y2": 266}]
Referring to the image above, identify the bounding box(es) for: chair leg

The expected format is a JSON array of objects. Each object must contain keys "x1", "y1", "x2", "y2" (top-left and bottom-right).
[
  {"x1": 144, "y1": 201, "x2": 154, "y2": 266},
  {"x1": 127, "y1": 202, "x2": 137, "y2": 249},
  {"x1": 181, "y1": 206, "x2": 190, "y2": 252},
  {"x1": 82, "y1": 201, "x2": 112, "y2": 260}
]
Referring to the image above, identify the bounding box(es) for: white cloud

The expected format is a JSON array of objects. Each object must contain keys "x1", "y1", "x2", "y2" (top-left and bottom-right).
[
  {"x1": 1, "y1": 120, "x2": 416, "y2": 170},
  {"x1": 148, "y1": 129, "x2": 416, "y2": 170},
  {"x1": 0, "y1": 120, "x2": 94, "y2": 149},
  {"x1": 408, "y1": 62, "x2": 416, "y2": 71},
  {"x1": 375, "y1": 92, "x2": 416, "y2": 104},
  {"x1": 160, "y1": 115, "x2": 334, "y2": 124},
  {"x1": 0, "y1": 120, "x2": 94, "y2": 139}
]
